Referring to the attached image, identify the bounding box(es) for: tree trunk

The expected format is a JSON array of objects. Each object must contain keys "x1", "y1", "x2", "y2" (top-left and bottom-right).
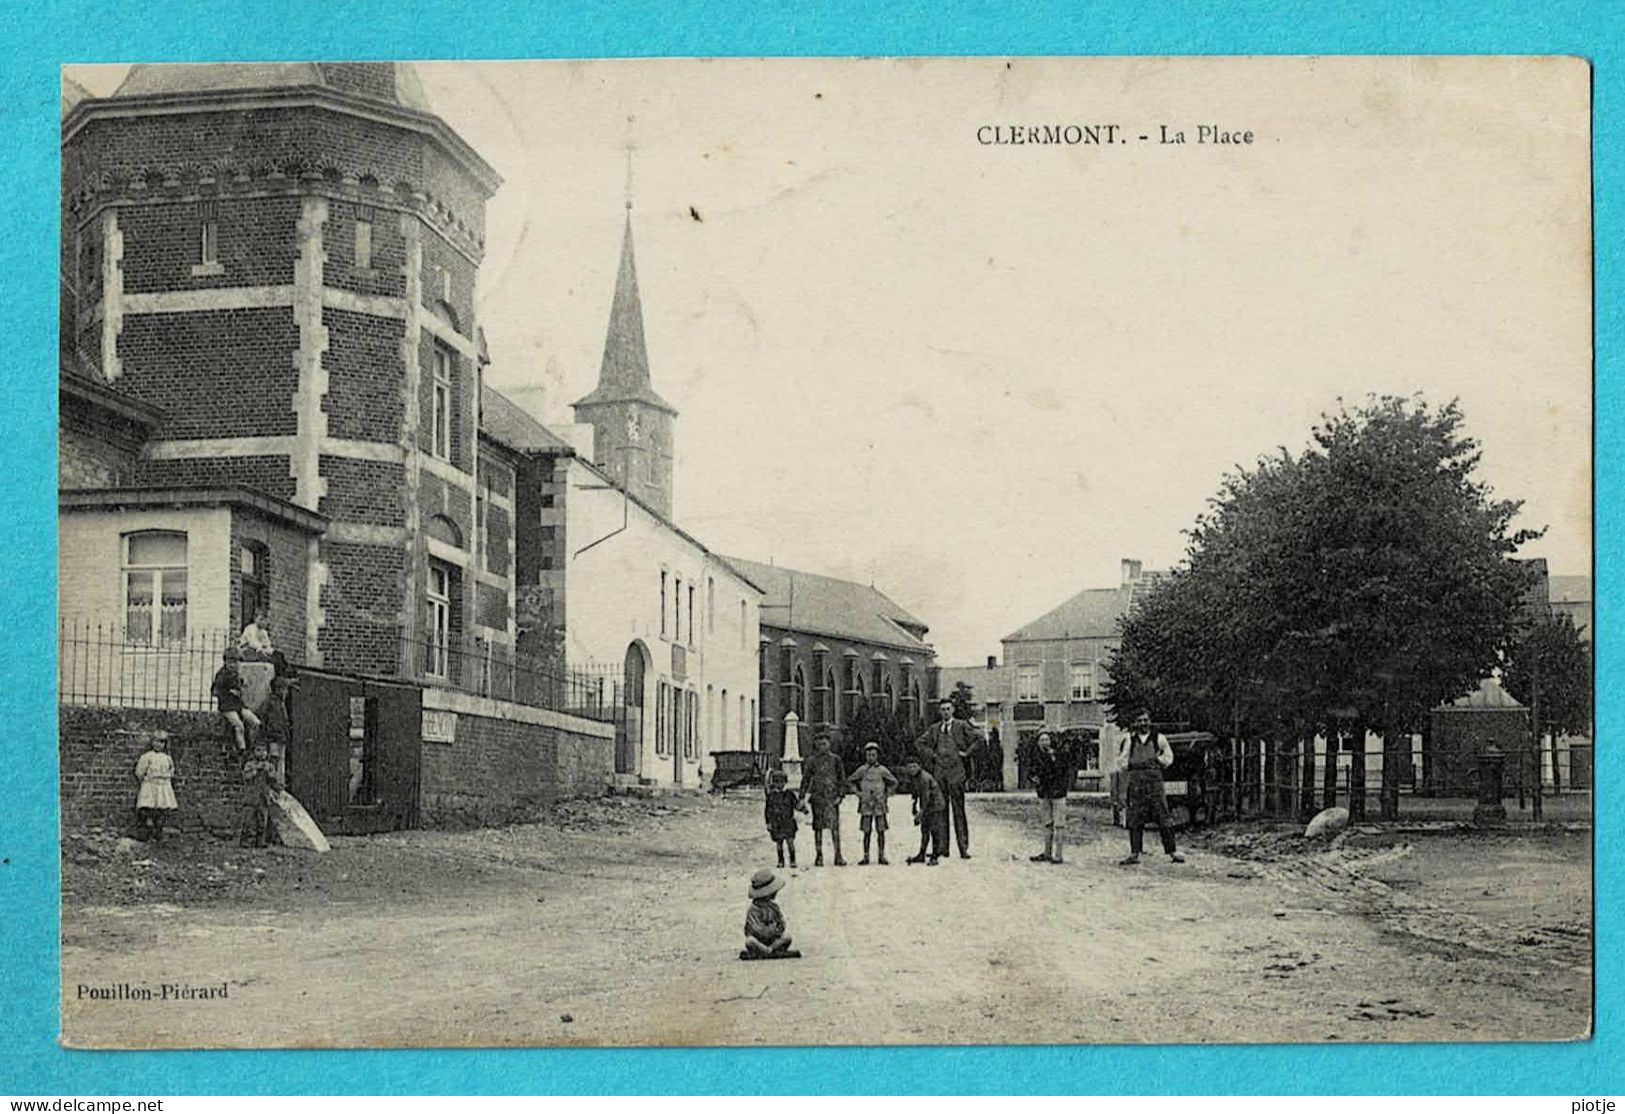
[
  {"x1": 1379, "y1": 729, "x2": 1401, "y2": 820},
  {"x1": 1549, "y1": 727, "x2": 1562, "y2": 794},
  {"x1": 1298, "y1": 732, "x2": 1317, "y2": 820},
  {"x1": 1347, "y1": 722, "x2": 1367, "y2": 821},
  {"x1": 1322, "y1": 727, "x2": 1340, "y2": 810},
  {"x1": 1263, "y1": 737, "x2": 1280, "y2": 815}
]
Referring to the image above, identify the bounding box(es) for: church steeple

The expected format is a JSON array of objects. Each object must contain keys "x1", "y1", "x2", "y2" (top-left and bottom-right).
[{"x1": 572, "y1": 199, "x2": 678, "y2": 518}]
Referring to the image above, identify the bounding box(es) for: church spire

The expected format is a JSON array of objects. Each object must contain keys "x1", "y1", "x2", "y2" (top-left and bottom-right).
[{"x1": 572, "y1": 196, "x2": 676, "y2": 415}]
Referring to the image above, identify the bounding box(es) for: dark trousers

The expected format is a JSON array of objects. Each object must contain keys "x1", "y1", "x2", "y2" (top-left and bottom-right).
[
  {"x1": 918, "y1": 809, "x2": 948, "y2": 860},
  {"x1": 944, "y1": 783, "x2": 970, "y2": 854},
  {"x1": 1129, "y1": 824, "x2": 1177, "y2": 855}
]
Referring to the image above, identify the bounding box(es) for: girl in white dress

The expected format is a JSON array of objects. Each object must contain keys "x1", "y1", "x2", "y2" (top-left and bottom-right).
[{"x1": 133, "y1": 736, "x2": 178, "y2": 842}]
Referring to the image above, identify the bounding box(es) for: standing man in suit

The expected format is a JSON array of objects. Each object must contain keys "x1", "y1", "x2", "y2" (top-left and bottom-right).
[{"x1": 915, "y1": 698, "x2": 983, "y2": 859}]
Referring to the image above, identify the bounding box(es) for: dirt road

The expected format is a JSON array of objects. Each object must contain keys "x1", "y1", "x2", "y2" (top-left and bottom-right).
[{"x1": 61, "y1": 794, "x2": 1591, "y2": 1048}]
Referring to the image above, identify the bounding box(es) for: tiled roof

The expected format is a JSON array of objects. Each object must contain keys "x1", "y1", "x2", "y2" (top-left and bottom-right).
[
  {"x1": 721, "y1": 556, "x2": 931, "y2": 654},
  {"x1": 112, "y1": 62, "x2": 433, "y2": 113},
  {"x1": 1448, "y1": 677, "x2": 1525, "y2": 710},
  {"x1": 480, "y1": 385, "x2": 573, "y2": 454},
  {"x1": 1003, "y1": 585, "x2": 1139, "y2": 643}
]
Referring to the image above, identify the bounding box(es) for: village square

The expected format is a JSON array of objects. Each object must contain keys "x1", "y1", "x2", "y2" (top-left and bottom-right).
[{"x1": 55, "y1": 60, "x2": 1591, "y2": 1047}]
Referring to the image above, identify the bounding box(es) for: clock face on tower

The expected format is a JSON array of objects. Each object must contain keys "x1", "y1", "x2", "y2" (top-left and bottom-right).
[{"x1": 625, "y1": 410, "x2": 641, "y2": 444}]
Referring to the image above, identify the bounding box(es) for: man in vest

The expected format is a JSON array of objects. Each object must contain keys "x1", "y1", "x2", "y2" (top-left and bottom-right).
[
  {"x1": 914, "y1": 698, "x2": 983, "y2": 859},
  {"x1": 1115, "y1": 710, "x2": 1186, "y2": 865}
]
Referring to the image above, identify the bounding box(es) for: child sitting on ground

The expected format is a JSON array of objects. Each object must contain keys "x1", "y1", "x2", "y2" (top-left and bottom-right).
[
  {"x1": 903, "y1": 758, "x2": 948, "y2": 866},
  {"x1": 132, "y1": 734, "x2": 177, "y2": 843},
  {"x1": 740, "y1": 868, "x2": 801, "y2": 960},
  {"x1": 845, "y1": 741, "x2": 898, "y2": 866},
  {"x1": 239, "y1": 743, "x2": 282, "y2": 848},
  {"x1": 210, "y1": 648, "x2": 261, "y2": 752},
  {"x1": 763, "y1": 768, "x2": 806, "y2": 867}
]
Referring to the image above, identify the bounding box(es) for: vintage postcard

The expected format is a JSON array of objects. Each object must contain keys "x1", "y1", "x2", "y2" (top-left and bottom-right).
[{"x1": 57, "y1": 56, "x2": 1591, "y2": 1048}]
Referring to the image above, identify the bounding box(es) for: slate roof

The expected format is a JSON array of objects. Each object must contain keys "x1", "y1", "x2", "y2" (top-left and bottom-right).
[
  {"x1": 721, "y1": 556, "x2": 931, "y2": 654},
  {"x1": 1003, "y1": 585, "x2": 1138, "y2": 644},
  {"x1": 572, "y1": 214, "x2": 676, "y2": 416},
  {"x1": 112, "y1": 62, "x2": 433, "y2": 113},
  {"x1": 479, "y1": 384, "x2": 573, "y2": 455}
]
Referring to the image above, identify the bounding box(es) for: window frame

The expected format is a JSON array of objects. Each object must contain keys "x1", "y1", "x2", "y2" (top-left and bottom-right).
[
  {"x1": 1016, "y1": 663, "x2": 1042, "y2": 702},
  {"x1": 425, "y1": 561, "x2": 452, "y2": 679},
  {"x1": 239, "y1": 540, "x2": 269, "y2": 635},
  {"x1": 122, "y1": 530, "x2": 189, "y2": 647},
  {"x1": 1069, "y1": 661, "x2": 1096, "y2": 702},
  {"x1": 431, "y1": 346, "x2": 453, "y2": 461}
]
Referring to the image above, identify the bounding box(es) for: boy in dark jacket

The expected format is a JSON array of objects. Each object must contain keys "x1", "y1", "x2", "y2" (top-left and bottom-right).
[
  {"x1": 239, "y1": 743, "x2": 281, "y2": 848},
  {"x1": 903, "y1": 758, "x2": 948, "y2": 865},
  {"x1": 763, "y1": 768, "x2": 805, "y2": 867},
  {"x1": 210, "y1": 648, "x2": 260, "y2": 752},
  {"x1": 1029, "y1": 729, "x2": 1076, "y2": 863},
  {"x1": 799, "y1": 733, "x2": 847, "y2": 866}
]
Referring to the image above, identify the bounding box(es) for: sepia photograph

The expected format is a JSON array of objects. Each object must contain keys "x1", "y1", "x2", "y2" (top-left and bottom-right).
[{"x1": 55, "y1": 55, "x2": 1591, "y2": 1049}]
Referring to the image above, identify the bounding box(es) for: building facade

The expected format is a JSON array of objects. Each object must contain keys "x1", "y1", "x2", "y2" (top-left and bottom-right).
[
  {"x1": 62, "y1": 63, "x2": 501, "y2": 681},
  {"x1": 720, "y1": 557, "x2": 937, "y2": 763}
]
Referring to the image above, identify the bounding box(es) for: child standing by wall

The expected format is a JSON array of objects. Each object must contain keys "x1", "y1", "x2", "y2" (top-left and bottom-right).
[
  {"x1": 845, "y1": 741, "x2": 898, "y2": 866},
  {"x1": 740, "y1": 868, "x2": 801, "y2": 960},
  {"x1": 211, "y1": 648, "x2": 261, "y2": 752},
  {"x1": 763, "y1": 768, "x2": 805, "y2": 868},
  {"x1": 132, "y1": 734, "x2": 177, "y2": 842},
  {"x1": 239, "y1": 743, "x2": 282, "y2": 848}
]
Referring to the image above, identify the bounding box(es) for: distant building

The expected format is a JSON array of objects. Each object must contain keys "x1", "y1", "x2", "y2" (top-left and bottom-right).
[
  {"x1": 1548, "y1": 574, "x2": 1591, "y2": 640},
  {"x1": 982, "y1": 558, "x2": 1164, "y2": 788},
  {"x1": 721, "y1": 557, "x2": 936, "y2": 761}
]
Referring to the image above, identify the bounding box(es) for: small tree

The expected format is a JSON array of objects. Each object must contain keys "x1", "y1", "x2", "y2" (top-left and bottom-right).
[{"x1": 1503, "y1": 611, "x2": 1592, "y2": 789}]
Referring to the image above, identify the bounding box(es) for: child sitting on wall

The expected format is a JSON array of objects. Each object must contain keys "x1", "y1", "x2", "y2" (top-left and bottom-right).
[{"x1": 211, "y1": 648, "x2": 260, "y2": 752}]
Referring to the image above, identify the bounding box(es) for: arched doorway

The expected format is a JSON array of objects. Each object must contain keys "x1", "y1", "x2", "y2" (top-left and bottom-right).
[{"x1": 620, "y1": 641, "x2": 650, "y2": 775}]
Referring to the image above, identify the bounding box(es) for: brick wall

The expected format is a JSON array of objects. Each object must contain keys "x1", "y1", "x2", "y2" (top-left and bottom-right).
[
  {"x1": 324, "y1": 200, "x2": 407, "y2": 298},
  {"x1": 418, "y1": 703, "x2": 611, "y2": 828},
  {"x1": 419, "y1": 470, "x2": 474, "y2": 538},
  {"x1": 321, "y1": 309, "x2": 405, "y2": 441},
  {"x1": 60, "y1": 705, "x2": 243, "y2": 836},
  {"x1": 132, "y1": 455, "x2": 297, "y2": 502},
  {"x1": 419, "y1": 229, "x2": 477, "y2": 331},
  {"x1": 118, "y1": 308, "x2": 299, "y2": 438},
  {"x1": 118, "y1": 196, "x2": 301, "y2": 292},
  {"x1": 318, "y1": 540, "x2": 405, "y2": 676},
  {"x1": 319, "y1": 457, "x2": 406, "y2": 526}
]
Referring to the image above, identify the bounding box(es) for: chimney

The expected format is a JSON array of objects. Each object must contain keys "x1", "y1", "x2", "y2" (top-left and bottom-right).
[
  {"x1": 1121, "y1": 558, "x2": 1143, "y2": 587},
  {"x1": 986, "y1": 655, "x2": 997, "y2": 670}
]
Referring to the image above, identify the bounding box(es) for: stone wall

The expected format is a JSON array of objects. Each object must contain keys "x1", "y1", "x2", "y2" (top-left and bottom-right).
[{"x1": 417, "y1": 689, "x2": 614, "y2": 828}]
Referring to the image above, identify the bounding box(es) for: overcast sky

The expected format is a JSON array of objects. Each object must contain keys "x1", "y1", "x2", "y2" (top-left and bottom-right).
[{"x1": 69, "y1": 57, "x2": 1592, "y2": 664}]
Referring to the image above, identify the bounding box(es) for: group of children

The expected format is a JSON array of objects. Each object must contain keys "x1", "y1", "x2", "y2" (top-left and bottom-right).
[
  {"x1": 128, "y1": 635, "x2": 295, "y2": 847},
  {"x1": 744, "y1": 720, "x2": 1187, "y2": 960},
  {"x1": 760, "y1": 735, "x2": 954, "y2": 871}
]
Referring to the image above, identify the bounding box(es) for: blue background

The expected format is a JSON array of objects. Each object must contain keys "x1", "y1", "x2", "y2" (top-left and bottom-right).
[{"x1": 1, "y1": 0, "x2": 1617, "y2": 1095}]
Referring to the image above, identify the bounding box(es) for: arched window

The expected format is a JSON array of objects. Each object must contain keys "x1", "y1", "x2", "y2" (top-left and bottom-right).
[
  {"x1": 823, "y1": 666, "x2": 839, "y2": 726},
  {"x1": 123, "y1": 531, "x2": 187, "y2": 645}
]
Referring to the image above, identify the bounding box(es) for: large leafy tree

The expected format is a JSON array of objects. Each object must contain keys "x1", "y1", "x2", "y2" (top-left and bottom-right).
[{"x1": 1107, "y1": 395, "x2": 1541, "y2": 817}]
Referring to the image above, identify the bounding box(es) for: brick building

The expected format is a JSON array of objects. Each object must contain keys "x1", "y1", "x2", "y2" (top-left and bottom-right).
[
  {"x1": 61, "y1": 63, "x2": 500, "y2": 678},
  {"x1": 720, "y1": 557, "x2": 936, "y2": 762}
]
